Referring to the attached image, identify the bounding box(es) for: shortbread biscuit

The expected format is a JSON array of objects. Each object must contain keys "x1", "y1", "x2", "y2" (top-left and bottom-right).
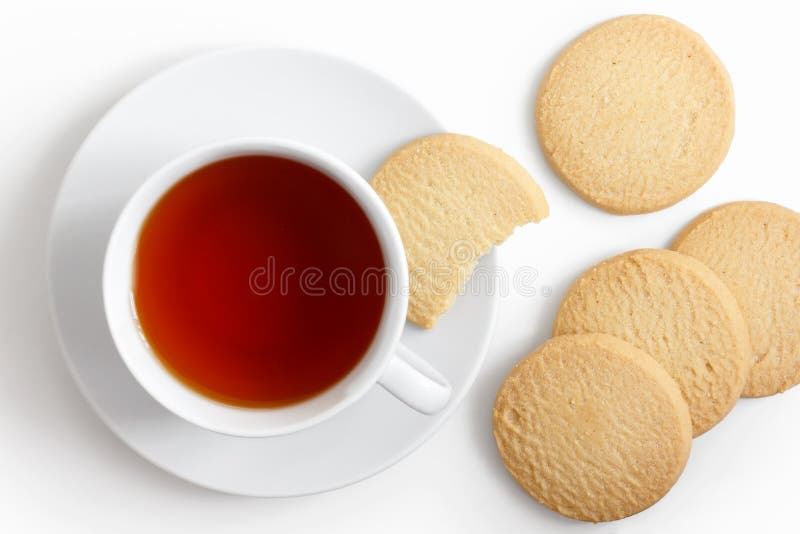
[
  {"x1": 553, "y1": 249, "x2": 752, "y2": 436},
  {"x1": 371, "y1": 133, "x2": 549, "y2": 328},
  {"x1": 493, "y1": 333, "x2": 692, "y2": 522},
  {"x1": 535, "y1": 15, "x2": 734, "y2": 214},
  {"x1": 672, "y1": 201, "x2": 800, "y2": 397}
]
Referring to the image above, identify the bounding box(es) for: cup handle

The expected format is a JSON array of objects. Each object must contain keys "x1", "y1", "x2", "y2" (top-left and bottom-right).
[{"x1": 377, "y1": 343, "x2": 452, "y2": 415}]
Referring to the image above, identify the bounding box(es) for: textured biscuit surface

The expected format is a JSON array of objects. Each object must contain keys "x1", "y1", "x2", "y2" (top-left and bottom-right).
[
  {"x1": 672, "y1": 201, "x2": 800, "y2": 397},
  {"x1": 371, "y1": 133, "x2": 548, "y2": 328},
  {"x1": 535, "y1": 15, "x2": 734, "y2": 214},
  {"x1": 553, "y1": 249, "x2": 752, "y2": 436},
  {"x1": 493, "y1": 333, "x2": 692, "y2": 522}
]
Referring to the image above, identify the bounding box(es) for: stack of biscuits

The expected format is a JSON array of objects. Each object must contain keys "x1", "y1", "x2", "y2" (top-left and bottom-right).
[{"x1": 495, "y1": 216, "x2": 800, "y2": 521}]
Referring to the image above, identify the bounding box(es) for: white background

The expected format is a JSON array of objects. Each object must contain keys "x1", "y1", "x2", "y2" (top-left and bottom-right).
[{"x1": 2, "y1": 0, "x2": 799, "y2": 532}]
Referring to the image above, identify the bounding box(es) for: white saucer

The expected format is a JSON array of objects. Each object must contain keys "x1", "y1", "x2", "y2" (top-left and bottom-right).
[{"x1": 47, "y1": 48, "x2": 499, "y2": 496}]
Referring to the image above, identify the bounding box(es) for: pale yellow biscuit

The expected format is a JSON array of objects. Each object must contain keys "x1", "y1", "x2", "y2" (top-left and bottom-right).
[
  {"x1": 553, "y1": 249, "x2": 752, "y2": 436},
  {"x1": 535, "y1": 15, "x2": 734, "y2": 214},
  {"x1": 672, "y1": 201, "x2": 800, "y2": 397},
  {"x1": 371, "y1": 133, "x2": 548, "y2": 328},
  {"x1": 493, "y1": 333, "x2": 692, "y2": 522}
]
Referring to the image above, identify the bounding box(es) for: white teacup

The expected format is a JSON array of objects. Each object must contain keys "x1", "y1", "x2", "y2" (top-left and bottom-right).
[{"x1": 103, "y1": 137, "x2": 451, "y2": 437}]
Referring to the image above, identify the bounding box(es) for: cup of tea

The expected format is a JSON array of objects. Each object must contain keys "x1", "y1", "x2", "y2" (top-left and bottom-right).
[{"x1": 103, "y1": 137, "x2": 451, "y2": 437}]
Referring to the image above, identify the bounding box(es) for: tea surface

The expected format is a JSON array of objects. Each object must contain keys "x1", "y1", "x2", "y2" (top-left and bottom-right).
[{"x1": 133, "y1": 155, "x2": 386, "y2": 407}]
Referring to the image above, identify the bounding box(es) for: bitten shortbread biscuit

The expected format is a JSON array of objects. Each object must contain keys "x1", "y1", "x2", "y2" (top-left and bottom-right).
[
  {"x1": 553, "y1": 249, "x2": 752, "y2": 436},
  {"x1": 371, "y1": 133, "x2": 549, "y2": 328},
  {"x1": 493, "y1": 334, "x2": 692, "y2": 522},
  {"x1": 535, "y1": 15, "x2": 734, "y2": 214},
  {"x1": 673, "y1": 201, "x2": 800, "y2": 397}
]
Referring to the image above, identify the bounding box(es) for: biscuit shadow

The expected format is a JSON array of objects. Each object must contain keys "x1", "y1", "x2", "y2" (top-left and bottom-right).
[
  {"x1": 463, "y1": 234, "x2": 622, "y2": 529},
  {"x1": 524, "y1": 24, "x2": 643, "y2": 221},
  {"x1": 660, "y1": 206, "x2": 711, "y2": 250},
  {"x1": 463, "y1": 299, "x2": 601, "y2": 529},
  {"x1": 465, "y1": 329, "x2": 644, "y2": 530},
  {"x1": 13, "y1": 45, "x2": 240, "y2": 498},
  {"x1": 523, "y1": 31, "x2": 582, "y2": 209}
]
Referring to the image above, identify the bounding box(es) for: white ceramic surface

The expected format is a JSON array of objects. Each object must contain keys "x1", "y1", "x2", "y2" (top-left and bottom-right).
[
  {"x1": 48, "y1": 48, "x2": 499, "y2": 496},
  {"x1": 103, "y1": 136, "x2": 451, "y2": 437}
]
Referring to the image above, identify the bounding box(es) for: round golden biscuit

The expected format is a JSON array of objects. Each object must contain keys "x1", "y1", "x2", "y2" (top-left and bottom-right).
[
  {"x1": 672, "y1": 201, "x2": 800, "y2": 397},
  {"x1": 553, "y1": 249, "x2": 752, "y2": 436},
  {"x1": 493, "y1": 333, "x2": 692, "y2": 522},
  {"x1": 535, "y1": 15, "x2": 734, "y2": 214}
]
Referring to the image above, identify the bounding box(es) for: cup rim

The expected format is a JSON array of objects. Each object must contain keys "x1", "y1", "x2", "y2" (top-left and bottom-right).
[{"x1": 102, "y1": 137, "x2": 409, "y2": 437}]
